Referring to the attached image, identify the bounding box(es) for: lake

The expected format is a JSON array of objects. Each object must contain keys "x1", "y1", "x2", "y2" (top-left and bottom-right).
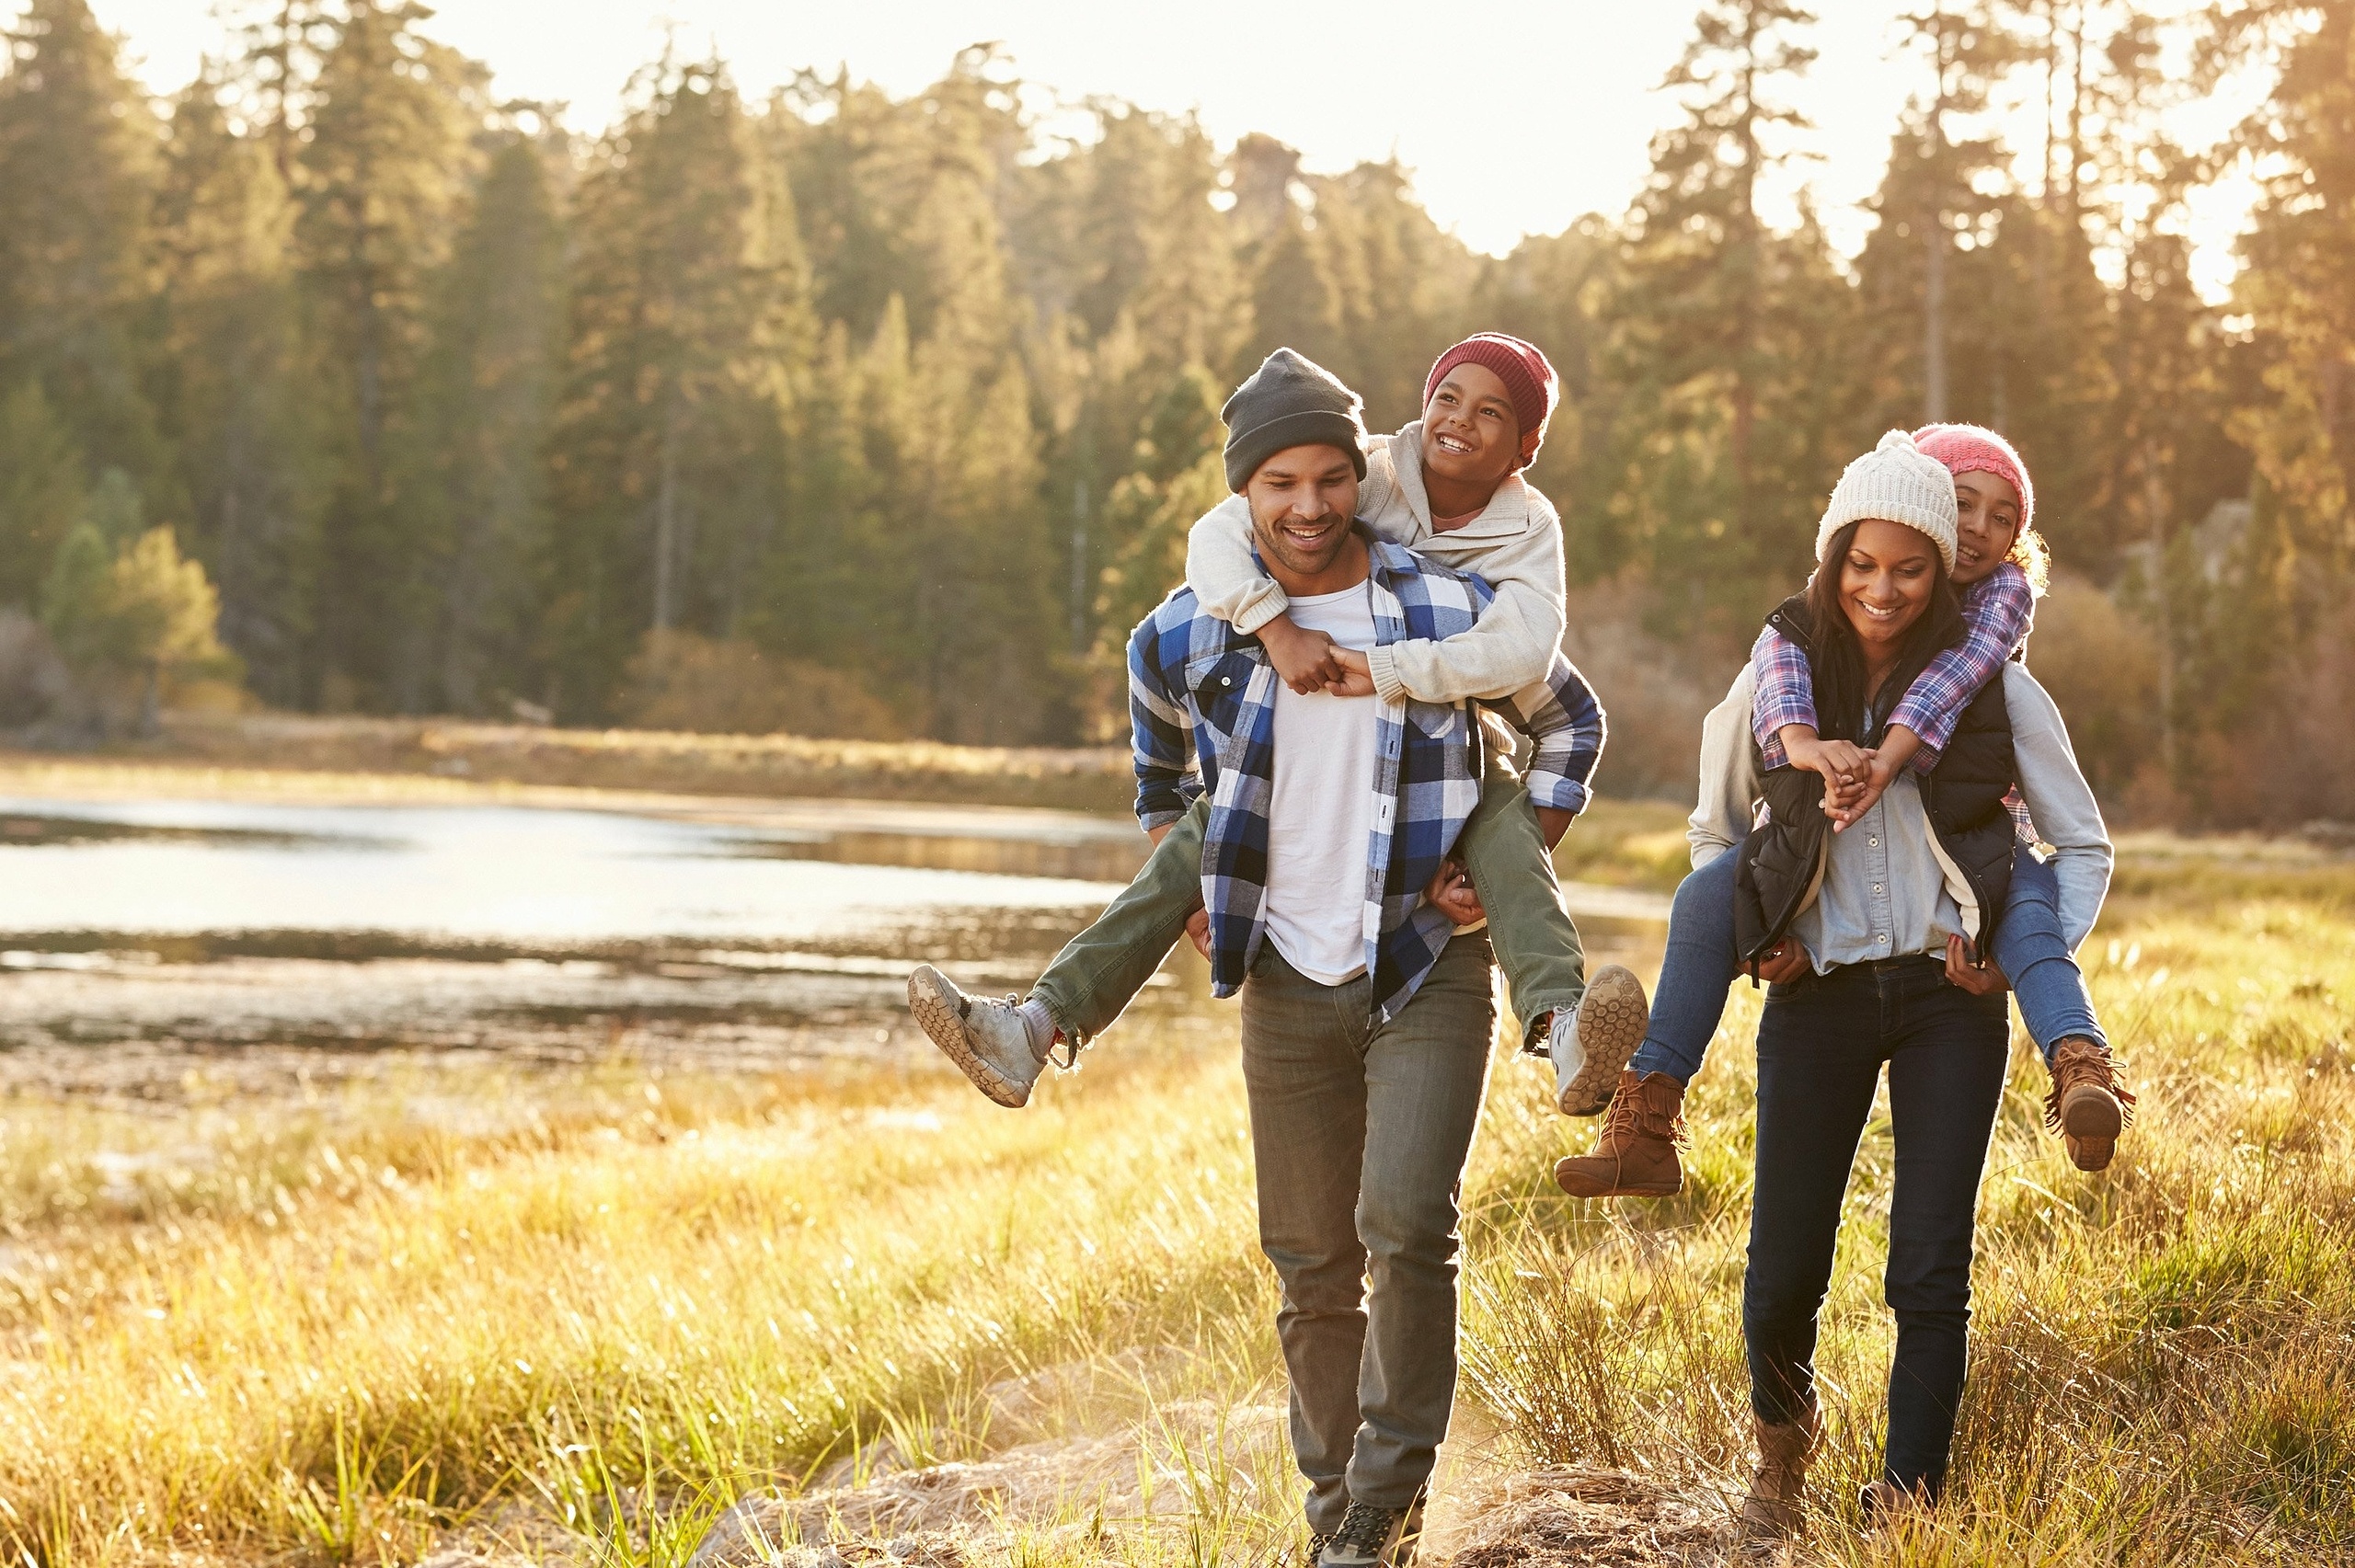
[{"x1": 0, "y1": 791, "x2": 1663, "y2": 1104}]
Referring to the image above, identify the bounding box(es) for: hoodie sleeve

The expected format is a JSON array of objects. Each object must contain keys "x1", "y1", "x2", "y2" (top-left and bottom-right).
[{"x1": 1365, "y1": 490, "x2": 1568, "y2": 704}]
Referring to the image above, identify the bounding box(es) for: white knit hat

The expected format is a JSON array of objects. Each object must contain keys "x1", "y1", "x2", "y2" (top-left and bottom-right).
[{"x1": 1815, "y1": 429, "x2": 1959, "y2": 572}]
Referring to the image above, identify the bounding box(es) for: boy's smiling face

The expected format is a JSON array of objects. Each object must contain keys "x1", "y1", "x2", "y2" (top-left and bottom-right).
[{"x1": 1420, "y1": 362, "x2": 1522, "y2": 500}]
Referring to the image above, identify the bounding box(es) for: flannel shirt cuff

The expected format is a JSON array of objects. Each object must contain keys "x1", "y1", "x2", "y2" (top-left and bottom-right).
[{"x1": 1524, "y1": 773, "x2": 1590, "y2": 816}]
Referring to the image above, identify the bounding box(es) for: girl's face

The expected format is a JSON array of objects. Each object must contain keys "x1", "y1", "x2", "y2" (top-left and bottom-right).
[
  {"x1": 1952, "y1": 469, "x2": 2022, "y2": 586},
  {"x1": 1839, "y1": 518, "x2": 1941, "y2": 657}
]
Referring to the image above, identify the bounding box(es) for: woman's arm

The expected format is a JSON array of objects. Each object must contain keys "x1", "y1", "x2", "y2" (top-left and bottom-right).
[
  {"x1": 1750, "y1": 627, "x2": 1818, "y2": 769},
  {"x1": 2003, "y1": 664, "x2": 2112, "y2": 950},
  {"x1": 1884, "y1": 564, "x2": 2037, "y2": 773}
]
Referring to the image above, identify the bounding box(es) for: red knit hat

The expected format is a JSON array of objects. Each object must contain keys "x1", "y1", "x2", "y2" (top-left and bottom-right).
[
  {"x1": 1912, "y1": 423, "x2": 2034, "y2": 533},
  {"x1": 1423, "y1": 333, "x2": 1559, "y2": 470}
]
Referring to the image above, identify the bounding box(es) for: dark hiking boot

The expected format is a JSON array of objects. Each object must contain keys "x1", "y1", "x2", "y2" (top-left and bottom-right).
[
  {"x1": 1315, "y1": 1495, "x2": 1425, "y2": 1568},
  {"x1": 1737, "y1": 1402, "x2": 1821, "y2": 1542},
  {"x1": 906, "y1": 965, "x2": 1048, "y2": 1108},
  {"x1": 2045, "y1": 1036, "x2": 2135, "y2": 1172},
  {"x1": 1554, "y1": 1070, "x2": 1687, "y2": 1197},
  {"x1": 1550, "y1": 964, "x2": 1650, "y2": 1116}
]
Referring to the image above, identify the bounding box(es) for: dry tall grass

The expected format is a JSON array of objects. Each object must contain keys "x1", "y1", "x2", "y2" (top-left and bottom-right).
[{"x1": 4, "y1": 854, "x2": 2352, "y2": 1564}]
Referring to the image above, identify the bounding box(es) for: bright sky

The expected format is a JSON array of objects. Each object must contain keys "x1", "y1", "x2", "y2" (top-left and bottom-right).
[{"x1": 89, "y1": 1, "x2": 2262, "y2": 299}]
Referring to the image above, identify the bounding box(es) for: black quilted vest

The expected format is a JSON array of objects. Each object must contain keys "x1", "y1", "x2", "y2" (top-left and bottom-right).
[{"x1": 1732, "y1": 594, "x2": 2019, "y2": 972}]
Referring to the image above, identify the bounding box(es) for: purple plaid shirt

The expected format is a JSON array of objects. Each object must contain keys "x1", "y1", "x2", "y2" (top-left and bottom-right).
[{"x1": 1752, "y1": 563, "x2": 2036, "y2": 771}]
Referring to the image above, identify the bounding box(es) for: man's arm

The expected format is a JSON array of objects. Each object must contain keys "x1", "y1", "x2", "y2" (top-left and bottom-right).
[
  {"x1": 1485, "y1": 649, "x2": 1606, "y2": 840},
  {"x1": 1128, "y1": 616, "x2": 1196, "y2": 833},
  {"x1": 1885, "y1": 564, "x2": 2037, "y2": 773}
]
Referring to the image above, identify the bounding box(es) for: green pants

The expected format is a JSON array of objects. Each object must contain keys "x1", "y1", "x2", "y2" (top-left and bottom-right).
[{"x1": 1030, "y1": 771, "x2": 1587, "y2": 1050}]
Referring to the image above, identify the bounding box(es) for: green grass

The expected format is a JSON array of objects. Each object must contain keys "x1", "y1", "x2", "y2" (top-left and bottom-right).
[{"x1": 6, "y1": 852, "x2": 2355, "y2": 1564}]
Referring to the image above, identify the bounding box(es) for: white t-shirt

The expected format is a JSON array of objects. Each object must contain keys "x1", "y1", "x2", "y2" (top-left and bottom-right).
[{"x1": 1261, "y1": 581, "x2": 1381, "y2": 985}]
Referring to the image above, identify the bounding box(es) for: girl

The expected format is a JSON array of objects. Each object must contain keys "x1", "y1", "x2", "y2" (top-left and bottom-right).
[
  {"x1": 1557, "y1": 424, "x2": 2131, "y2": 1199},
  {"x1": 1693, "y1": 431, "x2": 2113, "y2": 1528}
]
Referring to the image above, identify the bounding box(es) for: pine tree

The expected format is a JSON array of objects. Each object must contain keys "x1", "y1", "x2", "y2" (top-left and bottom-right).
[
  {"x1": 293, "y1": 0, "x2": 485, "y2": 705},
  {"x1": 396, "y1": 120, "x2": 566, "y2": 714},
  {"x1": 0, "y1": 383, "x2": 86, "y2": 607},
  {"x1": 544, "y1": 51, "x2": 807, "y2": 718},
  {"x1": 151, "y1": 74, "x2": 326, "y2": 704},
  {"x1": 0, "y1": 0, "x2": 167, "y2": 500}
]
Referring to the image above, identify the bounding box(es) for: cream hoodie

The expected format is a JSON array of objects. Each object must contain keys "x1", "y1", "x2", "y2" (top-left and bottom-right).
[{"x1": 1184, "y1": 422, "x2": 1568, "y2": 705}]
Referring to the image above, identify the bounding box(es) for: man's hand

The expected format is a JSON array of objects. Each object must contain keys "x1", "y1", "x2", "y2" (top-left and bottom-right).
[
  {"x1": 1752, "y1": 938, "x2": 1811, "y2": 985},
  {"x1": 1944, "y1": 933, "x2": 2009, "y2": 995},
  {"x1": 1423, "y1": 856, "x2": 1486, "y2": 925},
  {"x1": 1534, "y1": 806, "x2": 1574, "y2": 850},
  {"x1": 1185, "y1": 906, "x2": 1212, "y2": 960},
  {"x1": 1260, "y1": 614, "x2": 1347, "y2": 695},
  {"x1": 1325, "y1": 647, "x2": 1377, "y2": 699}
]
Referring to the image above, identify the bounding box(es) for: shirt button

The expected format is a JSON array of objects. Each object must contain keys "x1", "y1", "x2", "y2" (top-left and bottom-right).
[
  {"x1": 1873, "y1": 883, "x2": 1883, "y2": 893},
  {"x1": 1869, "y1": 837, "x2": 1880, "y2": 846},
  {"x1": 1222, "y1": 677, "x2": 1232, "y2": 686},
  {"x1": 1877, "y1": 933, "x2": 1888, "y2": 944}
]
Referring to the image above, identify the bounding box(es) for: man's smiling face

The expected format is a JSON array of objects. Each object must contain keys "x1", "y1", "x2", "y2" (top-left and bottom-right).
[{"x1": 1245, "y1": 443, "x2": 1362, "y2": 579}]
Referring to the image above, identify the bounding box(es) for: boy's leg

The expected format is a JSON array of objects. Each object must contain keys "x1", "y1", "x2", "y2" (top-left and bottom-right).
[
  {"x1": 1029, "y1": 795, "x2": 1208, "y2": 1047},
  {"x1": 1988, "y1": 846, "x2": 2104, "y2": 1064},
  {"x1": 910, "y1": 796, "x2": 1205, "y2": 1106},
  {"x1": 1452, "y1": 771, "x2": 1583, "y2": 1040},
  {"x1": 1626, "y1": 850, "x2": 1741, "y2": 1083},
  {"x1": 1453, "y1": 771, "x2": 1644, "y2": 1116}
]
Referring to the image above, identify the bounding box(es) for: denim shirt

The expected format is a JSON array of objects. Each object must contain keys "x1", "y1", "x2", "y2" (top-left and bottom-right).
[{"x1": 1690, "y1": 663, "x2": 2113, "y2": 971}]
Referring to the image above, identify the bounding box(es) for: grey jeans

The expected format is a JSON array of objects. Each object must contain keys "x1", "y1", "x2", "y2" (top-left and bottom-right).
[{"x1": 1240, "y1": 932, "x2": 1498, "y2": 1534}]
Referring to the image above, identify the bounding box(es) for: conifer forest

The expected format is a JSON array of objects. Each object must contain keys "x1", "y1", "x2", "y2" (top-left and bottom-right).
[{"x1": 1, "y1": 0, "x2": 2351, "y2": 824}]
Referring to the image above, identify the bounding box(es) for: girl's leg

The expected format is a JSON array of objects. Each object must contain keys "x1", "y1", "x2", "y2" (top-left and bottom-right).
[
  {"x1": 1879, "y1": 965, "x2": 2008, "y2": 1498},
  {"x1": 1626, "y1": 850, "x2": 1741, "y2": 1084},
  {"x1": 1988, "y1": 846, "x2": 2105, "y2": 1065}
]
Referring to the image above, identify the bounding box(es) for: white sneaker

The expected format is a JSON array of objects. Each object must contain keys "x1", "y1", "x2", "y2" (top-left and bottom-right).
[
  {"x1": 1551, "y1": 965, "x2": 1649, "y2": 1116},
  {"x1": 907, "y1": 965, "x2": 1048, "y2": 1108}
]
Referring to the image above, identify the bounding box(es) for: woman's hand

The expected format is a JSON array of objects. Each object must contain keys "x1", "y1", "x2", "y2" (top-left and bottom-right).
[
  {"x1": 1943, "y1": 933, "x2": 2009, "y2": 995},
  {"x1": 1787, "y1": 731, "x2": 1874, "y2": 806},
  {"x1": 1752, "y1": 938, "x2": 1811, "y2": 984},
  {"x1": 1826, "y1": 749, "x2": 1900, "y2": 831},
  {"x1": 1424, "y1": 856, "x2": 1486, "y2": 925}
]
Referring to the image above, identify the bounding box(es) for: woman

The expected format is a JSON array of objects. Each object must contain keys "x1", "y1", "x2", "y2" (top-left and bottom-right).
[{"x1": 1694, "y1": 432, "x2": 2113, "y2": 1532}]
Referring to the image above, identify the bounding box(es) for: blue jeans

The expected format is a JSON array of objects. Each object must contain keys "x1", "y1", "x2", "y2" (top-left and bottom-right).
[
  {"x1": 1745, "y1": 956, "x2": 2009, "y2": 1498},
  {"x1": 1626, "y1": 843, "x2": 2102, "y2": 1083}
]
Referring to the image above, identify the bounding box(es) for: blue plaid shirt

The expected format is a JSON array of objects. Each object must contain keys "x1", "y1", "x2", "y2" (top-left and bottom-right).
[{"x1": 1128, "y1": 534, "x2": 1606, "y2": 1024}]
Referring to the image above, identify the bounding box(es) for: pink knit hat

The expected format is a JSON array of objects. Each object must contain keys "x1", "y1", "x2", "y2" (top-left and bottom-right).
[
  {"x1": 1912, "y1": 424, "x2": 2034, "y2": 532},
  {"x1": 1423, "y1": 333, "x2": 1559, "y2": 470}
]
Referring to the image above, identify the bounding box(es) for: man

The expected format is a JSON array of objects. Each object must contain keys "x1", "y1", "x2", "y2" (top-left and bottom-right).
[{"x1": 1123, "y1": 349, "x2": 1605, "y2": 1566}]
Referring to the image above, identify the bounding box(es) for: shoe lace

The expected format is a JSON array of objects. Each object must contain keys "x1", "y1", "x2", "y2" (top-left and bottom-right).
[
  {"x1": 1329, "y1": 1501, "x2": 1398, "y2": 1556},
  {"x1": 2043, "y1": 1044, "x2": 2137, "y2": 1132}
]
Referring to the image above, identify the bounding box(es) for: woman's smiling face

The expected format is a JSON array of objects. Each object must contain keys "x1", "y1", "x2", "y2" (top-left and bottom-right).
[
  {"x1": 1952, "y1": 469, "x2": 2022, "y2": 586},
  {"x1": 1839, "y1": 518, "x2": 1941, "y2": 656}
]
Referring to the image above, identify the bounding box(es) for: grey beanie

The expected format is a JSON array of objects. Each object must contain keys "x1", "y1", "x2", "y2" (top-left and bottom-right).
[{"x1": 1220, "y1": 349, "x2": 1369, "y2": 492}]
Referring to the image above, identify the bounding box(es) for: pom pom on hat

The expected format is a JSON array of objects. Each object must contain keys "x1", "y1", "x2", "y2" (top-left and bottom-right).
[{"x1": 1816, "y1": 429, "x2": 1960, "y2": 572}]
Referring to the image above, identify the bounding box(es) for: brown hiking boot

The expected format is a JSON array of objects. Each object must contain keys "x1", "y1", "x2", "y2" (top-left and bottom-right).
[
  {"x1": 1858, "y1": 1479, "x2": 1930, "y2": 1528},
  {"x1": 2045, "y1": 1036, "x2": 2135, "y2": 1172},
  {"x1": 1553, "y1": 1071, "x2": 1687, "y2": 1197},
  {"x1": 1737, "y1": 1403, "x2": 1821, "y2": 1541}
]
